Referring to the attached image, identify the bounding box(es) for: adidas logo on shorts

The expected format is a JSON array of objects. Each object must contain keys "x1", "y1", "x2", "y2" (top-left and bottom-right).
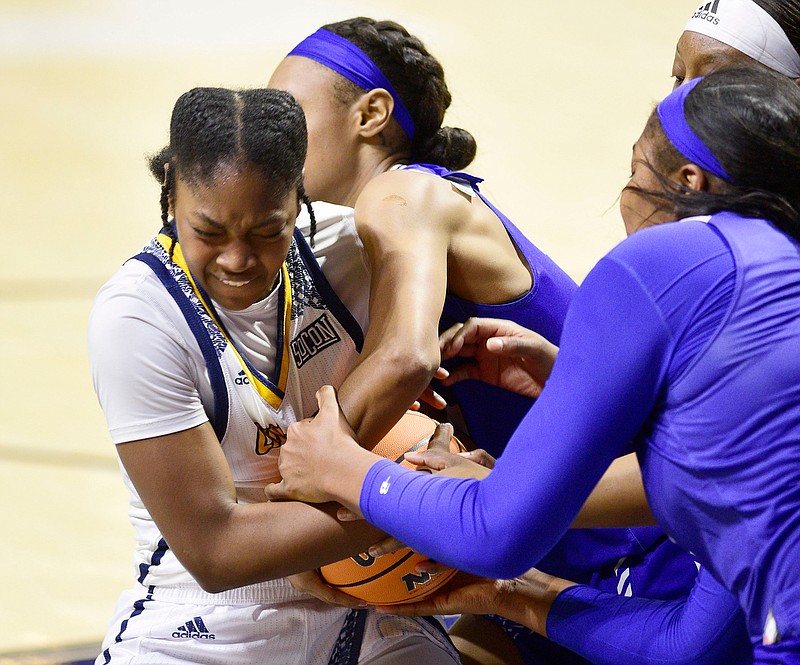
[{"x1": 172, "y1": 616, "x2": 216, "y2": 640}]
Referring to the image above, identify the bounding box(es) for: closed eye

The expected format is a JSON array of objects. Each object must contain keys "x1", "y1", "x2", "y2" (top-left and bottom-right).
[
  {"x1": 252, "y1": 223, "x2": 288, "y2": 240},
  {"x1": 192, "y1": 226, "x2": 223, "y2": 239}
]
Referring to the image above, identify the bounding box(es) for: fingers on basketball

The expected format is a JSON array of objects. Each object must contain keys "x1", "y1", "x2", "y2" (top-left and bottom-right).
[{"x1": 319, "y1": 412, "x2": 463, "y2": 605}]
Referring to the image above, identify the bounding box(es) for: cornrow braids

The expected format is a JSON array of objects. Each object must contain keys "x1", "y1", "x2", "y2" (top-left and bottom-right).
[
  {"x1": 300, "y1": 191, "x2": 317, "y2": 249},
  {"x1": 146, "y1": 146, "x2": 178, "y2": 256},
  {"x1": 162, "y1": 173, "x2": 178, "y2": 258},
  {"x1": 322, "y1": 17, "x2": 477, "y2": 170},
  {"x1": 146, "y1": 87, "x2": 308, "y2": 257}
]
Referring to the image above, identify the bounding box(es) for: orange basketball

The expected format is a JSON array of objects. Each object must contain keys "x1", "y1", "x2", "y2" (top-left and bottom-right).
[{"x1": 319, "y1": 411, "x2": 465, "y2": 605}]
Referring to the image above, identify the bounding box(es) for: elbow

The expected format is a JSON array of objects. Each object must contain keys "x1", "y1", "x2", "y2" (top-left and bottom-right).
[
  {"x1": 479, "y1": 548, "x2": 532, "y2": 581},
  {"x1": 192, "y1": 573, "x2": 233, "y2": 595},
  {"x1": 177, "y1": 546, "x2": 263, "y2": 594},
  {"x1": 180, "y1": 552, "x2": 236, "y2": 594},
  {"x1": 468, "y1": 527, "x2": 537, "y2": 580},
  {"x1": 407, "y1": 353, "x2": 440, "y2": 390},
  {"x1": 382, "y1": 342, "x2": 440, "y2": 390}
]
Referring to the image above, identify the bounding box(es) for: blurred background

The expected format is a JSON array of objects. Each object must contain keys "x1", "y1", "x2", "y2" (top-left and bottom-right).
[{"x1": 0, "y1": 0, "x2": 688, "y2": 659}]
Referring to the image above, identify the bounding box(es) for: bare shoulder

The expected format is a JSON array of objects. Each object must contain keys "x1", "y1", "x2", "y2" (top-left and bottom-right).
[{"x1": 354, "y1": 168, "x2": 472, "y2": 234}]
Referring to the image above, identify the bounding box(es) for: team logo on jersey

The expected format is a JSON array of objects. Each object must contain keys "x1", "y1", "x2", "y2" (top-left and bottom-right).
[
  {"x1": 172, "y1": 616, "x2": 216, "y2": 640},
  {"x1": 692, "y1": 0, "x2": 721, "y2": 24},
  {"x1": 255, "y1": 423, "x2": 286, "y2": 455},
  {"x1": 290, "y1": 314, "x2": 341, "y2": 368}
]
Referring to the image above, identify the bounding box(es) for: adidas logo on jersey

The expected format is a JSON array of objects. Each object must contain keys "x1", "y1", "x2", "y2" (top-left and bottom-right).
[
  {"x1": 691, "y1": 0, "x2": 721, "y2": 25},
  {"x1": 234, "y1": 370, "x2": 250, "y2": 386},
  {"x1": 172, "y1": 616, "x2": 216, "y2": 640},
  {"x1": 291, "y1": 314, "x2": 341, "y2": 368}
]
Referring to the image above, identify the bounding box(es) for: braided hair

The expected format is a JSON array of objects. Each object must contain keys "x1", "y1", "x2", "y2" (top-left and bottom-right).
[
  {"x1": 629, "y1": 65, "x2": 800, "y2": 242},
  {"x1": 322, "y1": 17, "x2": 477, "y2": 171},
  {"x1": 147, "y1": 87, "x2": 317, "y2": 254}
]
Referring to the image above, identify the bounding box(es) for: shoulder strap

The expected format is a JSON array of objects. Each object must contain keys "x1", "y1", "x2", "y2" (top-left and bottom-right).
[
  {"x1": 292, "y1": 228, "x2": 365, "y2": 352},
  {"x1": 131, "y1": 252, "x2": 229, "y2": 442}
]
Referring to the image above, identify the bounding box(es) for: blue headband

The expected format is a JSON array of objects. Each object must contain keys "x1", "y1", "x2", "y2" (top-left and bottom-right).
[
  {"x1": 288, "y1": 28, "x2": 416, "y2": 141},
  {"x1": 656, "y1": 78, "x2": 732, "y2": 182}
]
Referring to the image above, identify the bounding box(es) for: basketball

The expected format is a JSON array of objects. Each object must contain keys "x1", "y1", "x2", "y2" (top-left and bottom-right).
[{"x1": 319, "y1": 411, "x2": 465, "y2": 605}]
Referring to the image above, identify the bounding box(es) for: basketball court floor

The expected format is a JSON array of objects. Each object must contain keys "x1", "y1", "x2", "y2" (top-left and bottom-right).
[{"x1": 0, "y1": 1, "x2": 686, "y2": 661}]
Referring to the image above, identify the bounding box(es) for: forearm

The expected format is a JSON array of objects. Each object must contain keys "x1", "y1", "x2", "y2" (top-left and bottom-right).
[
  {"x1": 359, "y1": 452, "x2": 599, "y2": 579},
  {"x1": 181, "y1": 498, "x2": 383, "y2": 592},
  {"x1": 546, "y1": 573, "x2": 751, "y2": 665},
  {"x1": 357, "y1": 260, "x2": 671, "y2": 578},
  {"x1": 495, "y1": 571, "x2": 577, "y2": 637},
  {"x1": 572, "y1": 453, "x2": 657, "y2": 528},
  {"x1": 337, "y1": 336, "x2": 439, "y2": 448},
  {"x1": 119, "y1": 423, "x2": 384, "y2": 593}
]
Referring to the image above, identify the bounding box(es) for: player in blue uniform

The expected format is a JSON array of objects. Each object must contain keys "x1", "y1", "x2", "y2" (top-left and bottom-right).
[
  {"x1": 418, "y1": 1, "x2": 800, "y2": 660},
  {"x1": 266, "y1": 66, "x2": 800, "y2": 664},
  {"x1": 267, "y1": 18, "x2": 576, "y2": 447},
  {"x1": 267, "y1": 18, "x2": 699, "y2": 662},
  {"x1": 385, "y1": 3, "x2": 800, "y2": 661}
]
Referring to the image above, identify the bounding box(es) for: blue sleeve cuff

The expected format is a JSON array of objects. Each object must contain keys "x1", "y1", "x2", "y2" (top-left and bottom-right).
[{"x1": 360, "y1": 458, "x2": 400, "y2": 521}]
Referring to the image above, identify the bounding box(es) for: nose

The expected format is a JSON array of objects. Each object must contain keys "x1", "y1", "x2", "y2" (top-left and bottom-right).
[{"x1": 216, "y1": 239, "x2": 256, "y2": 273}]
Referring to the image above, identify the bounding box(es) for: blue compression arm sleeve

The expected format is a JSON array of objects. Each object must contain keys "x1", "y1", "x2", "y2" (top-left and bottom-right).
[
  {"x1": 361, "y1": 256, "x2": 670, "y2": 577},
  {"x1": 360, "y1": 224, "x2": 730, "y2": 579},
  {"x1": 548, "y1": 568, "x2": 752, "y2": 665}
]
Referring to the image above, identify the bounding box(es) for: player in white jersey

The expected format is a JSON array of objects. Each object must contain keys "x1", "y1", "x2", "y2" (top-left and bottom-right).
[{"x1": 88, "y1": 87, "x2": 460, "y2": 664}]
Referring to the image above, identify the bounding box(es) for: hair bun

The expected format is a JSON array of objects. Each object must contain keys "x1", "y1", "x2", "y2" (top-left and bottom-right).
[{"x1": 415, "y1": 126, "x2": 477, "y2": 171}]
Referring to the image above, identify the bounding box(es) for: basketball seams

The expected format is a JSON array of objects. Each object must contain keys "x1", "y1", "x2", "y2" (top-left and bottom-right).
[
  {"x1": 319, "y1": 411, "x2": 461, "y2": 604},
  {"x1": 325, "y1": 550, "x2": 418, "y2": 588},
  {"x1": 393, "y1": 435, "x2": 432, "y2": 464}
]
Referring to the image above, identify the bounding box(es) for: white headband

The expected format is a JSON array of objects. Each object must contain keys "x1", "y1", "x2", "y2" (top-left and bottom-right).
[{"x1": 684, "y1": 0, "x2": 800, "y2": 78}]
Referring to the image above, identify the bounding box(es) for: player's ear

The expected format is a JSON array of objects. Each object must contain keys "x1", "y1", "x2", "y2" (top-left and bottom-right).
[
  {"x1": 355, "y1": 88, "x2": 394, "y2": 139},
  {"x1": 674, "y1": 163, "x2": 708, "y2": 192}
]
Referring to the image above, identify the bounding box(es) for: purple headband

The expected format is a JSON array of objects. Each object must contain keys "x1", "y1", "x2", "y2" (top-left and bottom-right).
[
  {"x1": 288, "y1": 28, "x2": 416, "y2": 141},
  {"x1": 656, "y1": 78, "x2": 732, "y2": 182}
]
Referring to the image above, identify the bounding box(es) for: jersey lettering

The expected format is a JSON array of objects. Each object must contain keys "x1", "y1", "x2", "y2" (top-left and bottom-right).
[{"x1": 291, "y1": 314, "x2": 341, "y2": 368}]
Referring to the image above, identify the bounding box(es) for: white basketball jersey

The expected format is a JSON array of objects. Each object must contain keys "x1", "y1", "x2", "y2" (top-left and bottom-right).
[
  {"x1": 92, "y1": 204, "x2": 369, "y2": 592},
  {"x1": 135, "y1": 229, "x2": 363, "y2": 489}
]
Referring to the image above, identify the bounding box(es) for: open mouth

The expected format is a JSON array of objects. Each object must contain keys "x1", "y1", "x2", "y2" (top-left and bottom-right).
[
  {"x1": 220, "y1": 278, "x2": 254, "y2": 287},
  {"x1": 213, "y1": 274, "x2": 257, "y2": 288}
]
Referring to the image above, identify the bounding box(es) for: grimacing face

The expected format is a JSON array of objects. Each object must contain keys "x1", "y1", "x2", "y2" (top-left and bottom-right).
[
  {"x1": 269, "y1": 56, "x2": 363, "y2": 206},
  {"x1": 672, "y1": 30, "x2": 759, "y2": 88},
  {"x1": 172, "y1": 162, "x2": 299, "y2": 311}
]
